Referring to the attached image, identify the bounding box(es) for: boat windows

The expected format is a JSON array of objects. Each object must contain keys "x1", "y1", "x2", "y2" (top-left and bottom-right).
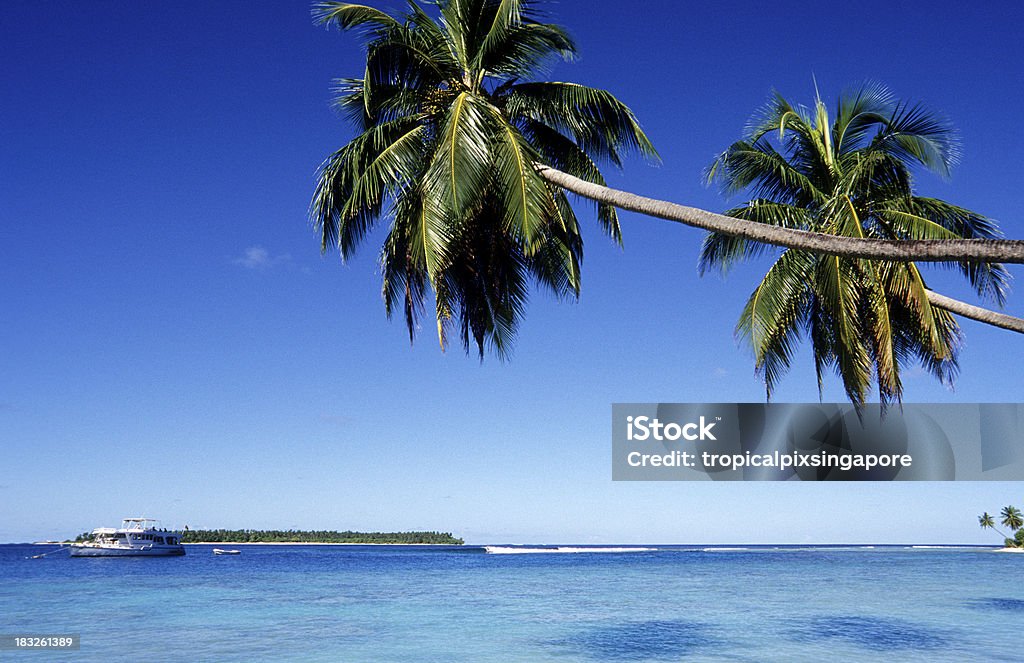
[{"x1": 155, "y1": 537, "x2": 165, "y2": 544}]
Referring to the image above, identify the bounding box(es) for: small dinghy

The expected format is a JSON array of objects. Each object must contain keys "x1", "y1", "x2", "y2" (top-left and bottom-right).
[{"x1": 213, "y1": 548, "x2": 241, "y2": 555}]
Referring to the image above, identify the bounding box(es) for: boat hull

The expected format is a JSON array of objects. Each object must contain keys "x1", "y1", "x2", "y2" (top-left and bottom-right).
[{"x1": 69, "y1": 545, "x2": 185, "y2": 557}]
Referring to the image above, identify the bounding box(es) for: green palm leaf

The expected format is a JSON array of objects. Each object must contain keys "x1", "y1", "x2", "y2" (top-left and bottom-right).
[
  {"x1": 505, "y1": 82, "x2": 658, "y2": 165},
  {"x1": 874, "y1": 101, "x2": 958, "y2": 177},
  {"x1": 486, "y1": 109, "x2": 553, "y2": 251},
  {"x1": 736, "y1": 249, "x2": 815, "y2": 397},
  {"x1": 833, "y1": 82, "x2": 892, "y2": 156},
  {"x1": 312, "y1": 117, "x2": 424, "y2": 257},
  {"x1": 313, "y1": 2, "x2": 401, "y2": 31}
]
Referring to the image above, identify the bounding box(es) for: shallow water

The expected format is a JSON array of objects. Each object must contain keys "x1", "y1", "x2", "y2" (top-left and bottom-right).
[{"x1": 2, "y1": 544, "x2": 1021, "y2": 661}]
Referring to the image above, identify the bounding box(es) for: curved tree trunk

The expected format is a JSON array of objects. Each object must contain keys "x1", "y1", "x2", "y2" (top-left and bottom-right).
[
  {"x1": 925, "y1": 291, "x2": 1024, "y2": 334},
  {"x1": 537, "y1": 166, "x2": 1024, "y2": 263},
  {"x1": 537, "y1": 165, "x2": 1024, "y2": 336}
]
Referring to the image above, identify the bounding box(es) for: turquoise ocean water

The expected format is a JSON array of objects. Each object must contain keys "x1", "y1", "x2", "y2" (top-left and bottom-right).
[{"x1": 2, "y1": 543, "x2": 1022, "y2": 661}]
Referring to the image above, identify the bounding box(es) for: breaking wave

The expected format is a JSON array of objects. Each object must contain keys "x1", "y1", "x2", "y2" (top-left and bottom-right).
[{"x1": 483, "y1": 546, "x2": 656, "y2": 554}]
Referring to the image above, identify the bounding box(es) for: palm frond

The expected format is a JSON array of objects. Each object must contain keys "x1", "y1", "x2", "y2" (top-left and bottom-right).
[
  {"x1": 482, "y1": 22, "x2": 575, "y2": 79},
  {"x1": 382, "y1": 190, "x2": 429, "y2": 342},
  {"x1": 832, "y1": 81, "x2": 893, "y2": 156},
  {"x1": 362, "y1": 30, "x2": 457, "y2": 111},
  {"x1": 341, "y1": 124, "x2": 428, "y2": 227},
  {"x1": 813, "y1": 255, "x2": 873, "y2": 406},
  {"x1": 736, "y1": 250, "x2": 815, "y2": 398},
  {"x1": 707, "y1": 141, "x2": 827, "y2": 207},
  {"x1": 873, "y1": 101, "x2": 958, "y2": 177},
  {"x1": 486, "y1": 108, "x2": 554, "y2": 252},
  {"x1": 313, "y1": 2, "x2": 401, "y2": 31},
  {"x1": 505, "y1": 81, "x2": 658, "y2": 165},
  {"x1": 437, "y1": 0, "x2": 472, "y2": 70},
  {"x1": 331, "y1": 78, "x2": 373, "y2": 128},
  {"x1": 859, "y1": 263, "x2": 901, "y2": 404},
  {"x1": 837, "y1": 149, "x2": 911, "y2": 202},
  {"x1": 311, "y1": 117, "x2": 426, "y2": 258},
  {"x1": 438, "y1": 205, "x2": 532, "y2": 358},
  {"x1": 420, "y1": 91, "x2": 493, "y2": 278},
  {"x1": 475, "y1": 0, "x2": 524, "y2": 68},
  {"x1": 404, "y1": 0, "x2": 463, "y2": 72},
  {"x1": 745, "y1": 90, "x2": 806, "y2": 144},
  {"x1": 528, "y1": 187, "x2": 583, "y2": 297}
]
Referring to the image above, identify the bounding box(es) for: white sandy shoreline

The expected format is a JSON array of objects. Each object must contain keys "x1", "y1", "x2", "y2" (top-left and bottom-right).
[{"x1": 996, "y1": 547, "x2": 1024, "y2": 553}]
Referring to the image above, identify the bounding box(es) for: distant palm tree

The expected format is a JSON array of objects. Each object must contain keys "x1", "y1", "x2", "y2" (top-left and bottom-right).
[
  {"x1": 1001, "y1": 505, "x2": 1023, "y2": 531},
  {"x1": 978, "y1": 511, "x2": 1008, "y2": 538},
  {"x1": 310, "y1": 0, "x2": 656, "y2": 355},
  {"x1": 701, "y1": 84, "x2": 1008, "y2": 405}
]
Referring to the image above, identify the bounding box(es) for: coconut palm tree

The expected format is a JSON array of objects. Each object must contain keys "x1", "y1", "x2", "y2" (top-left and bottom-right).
[
  {"x1": 1001, "y1": 505, "x2": 1023, "y2": 532},
  {"x1": 978, "y1": 511, "x2": 1008, "y2": 538},
  {"x1": 312, "y1": 2, "x2": 1024, "y2": 367},
  {"x1": 310, "y1": 0, "x2": 657, "y2": 355},
  {"x1": 700, "y1": 84, "x2": 1010, "y2": 405}
]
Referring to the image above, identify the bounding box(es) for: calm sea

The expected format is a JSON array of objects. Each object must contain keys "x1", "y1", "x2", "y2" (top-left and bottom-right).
[{"x1": 2, "y1": 543, "x2": 1021, "y2": 661}]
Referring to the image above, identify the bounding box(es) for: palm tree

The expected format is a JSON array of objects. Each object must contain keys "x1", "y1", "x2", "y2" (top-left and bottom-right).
[
  {"x1": 700, "y1": 84, "x2": 1010, "y2": 405},
  {"x1": 312, "y1": 2, "x2": 1024, "y2": 367},
  {"x1": 978, "y1": 511, "x2": 1008, "y2": 538},
  {"x1": 310, "y1": 0, "x2": 657, "y2": 355},
  {"x1": 1001, "y1": 505, "x2": 1023, "y2": 531}
]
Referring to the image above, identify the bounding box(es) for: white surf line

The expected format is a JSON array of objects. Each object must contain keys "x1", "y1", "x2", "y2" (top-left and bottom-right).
[{"x1": 483, "y1": 546, "x2": 656, "y2": 554}]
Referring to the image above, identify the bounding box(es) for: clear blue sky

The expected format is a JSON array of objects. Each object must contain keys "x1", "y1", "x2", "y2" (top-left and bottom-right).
[{"x1": 2, "y1": 1, "x2": 1022, "y2": 544}]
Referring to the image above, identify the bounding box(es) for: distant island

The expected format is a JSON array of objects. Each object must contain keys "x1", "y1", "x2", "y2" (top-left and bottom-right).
[
  {"x1": 978, "y1": 505, "x2": 1023, "y2": 551},
  {"x1": 68, "y1": 528, "x2": 463, "y2": 545},
  {"x1": 178, "y1": 529, "x2": 464, "y2": 545}
]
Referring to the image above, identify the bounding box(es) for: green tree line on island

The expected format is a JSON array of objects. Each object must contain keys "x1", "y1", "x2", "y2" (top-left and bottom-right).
[
  {"x1": 179, "y1": 529, "x2": 464, "y2": 544},
  {"x1": 70, "y1": 529, "x2": 463, "y2": 544}
]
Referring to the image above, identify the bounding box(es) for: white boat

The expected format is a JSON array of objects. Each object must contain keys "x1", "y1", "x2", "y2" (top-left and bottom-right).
[
  {"x1": 69, "y1": 518, "x2": 185, "y2": 557},
  {"x1": 213, "y1": 548, "x2": 241, "y2": 555}
]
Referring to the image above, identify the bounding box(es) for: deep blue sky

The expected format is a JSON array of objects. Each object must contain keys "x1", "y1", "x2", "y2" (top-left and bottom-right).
[{"x1": 2, "y1": 1, "x2": 1022, "y2": 543}]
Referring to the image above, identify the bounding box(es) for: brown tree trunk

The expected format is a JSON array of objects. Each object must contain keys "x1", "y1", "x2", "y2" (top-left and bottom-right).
[
  {"x1": 537, "y1": 165, "x2": 1024, "y2": 335},
  {"x1": 537, "y1": 166, "x2": 1024, "y2": 263},
  {"x1": 924, "y1": 291, "x2": 1024, "y2": 334}
]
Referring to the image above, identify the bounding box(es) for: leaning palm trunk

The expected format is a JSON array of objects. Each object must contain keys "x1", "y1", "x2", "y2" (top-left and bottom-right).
[
  {"x1": 538, "y1": 165, "x2": 1024, "y2": 335},
  {"x1": 537, "y1": 166, "x2": 1024, "y2": 264},
  {"x1": 924, "y1": 291, "x2": 1024, "y2": 334}
]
